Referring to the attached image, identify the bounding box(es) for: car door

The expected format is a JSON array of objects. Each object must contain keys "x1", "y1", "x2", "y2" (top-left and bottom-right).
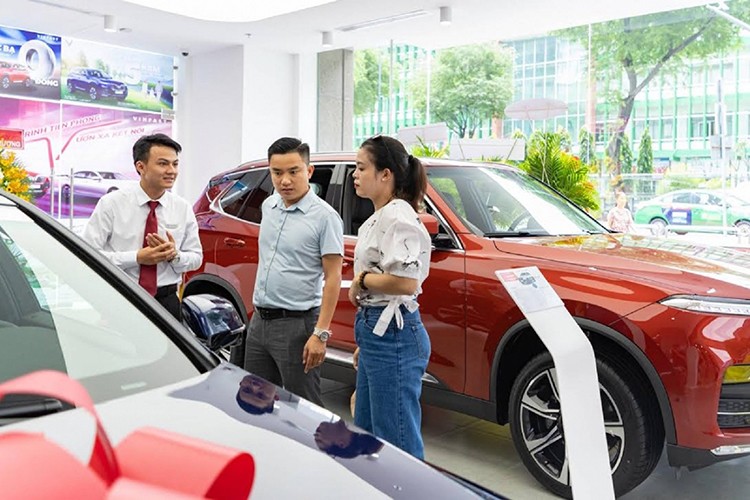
[
  {"x1": 334, "y1": 165, "x2": 467, "y2": 392},
  {"x1": 666, "y1": 192, "x2": 695, "y2": 227},
  {"x1": 207, "y1": 169, "x2": 273, "y2": 314},
  {"x1": 73, "y1": 171, "x2": 94, "y2": 198},
  {"x1": 692, "y1": 192, "x2": 724, "y2": 229}
]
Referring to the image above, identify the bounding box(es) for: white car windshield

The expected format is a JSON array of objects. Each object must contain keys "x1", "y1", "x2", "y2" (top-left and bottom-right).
[{"x1": 0, "y1": 204, "x2": 199, "y2": 405}]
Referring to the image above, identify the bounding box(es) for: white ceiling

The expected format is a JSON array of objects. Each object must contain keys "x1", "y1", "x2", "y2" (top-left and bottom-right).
[{"x1": 3, "y1": 0, "x2": 713, "y2": 57}]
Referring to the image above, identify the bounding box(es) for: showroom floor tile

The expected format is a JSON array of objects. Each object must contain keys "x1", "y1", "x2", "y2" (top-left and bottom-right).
[{"x1": 321, "y1": 380, "x2": 750, "y2": 499}]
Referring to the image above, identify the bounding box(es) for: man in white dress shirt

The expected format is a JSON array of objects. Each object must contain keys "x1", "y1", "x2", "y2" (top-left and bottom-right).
[{"x1": 84, "y1": 133, "x2": 202, "y2": 319}]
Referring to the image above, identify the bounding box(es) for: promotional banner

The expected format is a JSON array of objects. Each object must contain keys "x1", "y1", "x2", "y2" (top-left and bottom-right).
[
  {"x1": 61, "y1": 38, "x2": 174, "y2": 112},
  {"x1": 0, "y1": 25, "x2": 62, "y2": 100},
  {"x1": 0, "y1": 96, "x2": 172, "y2": 217}
]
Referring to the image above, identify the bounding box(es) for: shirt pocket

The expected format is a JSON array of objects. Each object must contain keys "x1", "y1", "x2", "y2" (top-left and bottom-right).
[{"x1": 162, "y1": 221, "x2": 185, "y2": 244}]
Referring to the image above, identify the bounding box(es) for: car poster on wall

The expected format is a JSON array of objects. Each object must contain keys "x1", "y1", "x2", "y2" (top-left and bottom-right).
[
  {"x1": 0, "y1": 25, "x2": 62, "y2": 101},
  {"x1": 61, "y1": 38, "x2": 174, "y2": 112},
  {"x1": 0, "y1": 96, "x2": 172, "y2": 217}
]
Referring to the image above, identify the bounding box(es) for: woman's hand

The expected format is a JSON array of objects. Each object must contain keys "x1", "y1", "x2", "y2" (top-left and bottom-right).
[
  {"x1": 349, "y1": 272, "x2": 362, "y2": 306},
  {"x1": 353, "y1": 347, "x2": 360, "y2": 371}
]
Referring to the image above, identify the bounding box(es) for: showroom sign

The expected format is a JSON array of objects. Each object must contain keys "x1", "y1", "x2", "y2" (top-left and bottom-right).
[
  {"x1": 0, "y1": 128, "x2": 24, "y2": 149},
  {"x1": 0, "y1": 26, "x2": 62, "y2": 100}
]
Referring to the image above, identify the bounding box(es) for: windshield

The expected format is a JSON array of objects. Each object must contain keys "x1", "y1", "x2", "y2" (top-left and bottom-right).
[
  {"x1": 0, "y1": 204, "x2": 199, "y2": 404},
  {"x1": 427, "y1": 165, "x2": 606, "y2": 237}
]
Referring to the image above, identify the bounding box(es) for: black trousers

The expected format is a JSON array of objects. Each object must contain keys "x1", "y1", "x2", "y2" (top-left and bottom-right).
[{"x1": 155, "y1": 284, "x2": 181, "y2": 320}]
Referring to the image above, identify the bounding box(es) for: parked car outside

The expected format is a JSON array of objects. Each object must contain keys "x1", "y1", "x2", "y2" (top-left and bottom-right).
[
  {"x1": 56, "y1": 170, "x2": 139, "y2": 201},
  {"x1": 0, "y1": 190, "x2": 503, "y2": 499},
  {"x1": 634, "y1": 188, "x2": 750, "y2": 236},
  {"x1": 186, "y1": 153, "x2": 750, "y2": 498},
  {"x1": 0, "y1": 61, "x2": 32, "y2": 89},
  {"x1": 66, "y1": 67, "x2": 128, "y2": 101}
]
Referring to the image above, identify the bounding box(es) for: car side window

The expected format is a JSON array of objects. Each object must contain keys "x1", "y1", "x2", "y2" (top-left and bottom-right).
[
  {"x1": 672, "y1": 193, "x2": 693, "y2": 204},
  {"x1": 220, "y1": 170, "x2": 272, "y2": 224}
]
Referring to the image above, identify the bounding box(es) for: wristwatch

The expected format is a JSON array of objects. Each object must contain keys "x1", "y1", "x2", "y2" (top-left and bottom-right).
[{"x1": 313, "y1": 327, "x2": 331, "y2": 342}]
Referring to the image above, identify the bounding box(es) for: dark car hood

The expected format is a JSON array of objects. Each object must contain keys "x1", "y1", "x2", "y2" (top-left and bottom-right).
[
  {"x1": 1, "y1": 364, "x2": 498, "y2": 499},
  {"x1": 494, "y1": 232, "x2": 750, "y2": 297},
  {"x1": 99, "y1": 78, "x2": 124, "y2": 85}
]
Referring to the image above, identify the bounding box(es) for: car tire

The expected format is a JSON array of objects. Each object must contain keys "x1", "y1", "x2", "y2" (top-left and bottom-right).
[
  {"x1": 736, "y1": 220, "x2": 750, "y2": 238},
  {"x1": 508, "y1": 352, "x2": 663, "y2": 499},
  {"x1": 1, "y1": 76, "x2": 9, "y2": 89},
  {"x1": 67, "y1": 80, "x2": 74, "y2": 93},
  {"x1": 89, "y1": 86, "x2": 98, "y2": 100},
  {"x1": 649, "y1": 218, "x2": 668, "y2": 237},
  {"x1": 61, "y1": 184, "x2": 71, "y2": 202},
  {"x1": 23, "y1": 78, "x2": 31, "y2": 88}
]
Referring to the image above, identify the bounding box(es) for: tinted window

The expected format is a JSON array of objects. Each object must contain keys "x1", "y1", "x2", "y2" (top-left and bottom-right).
[{"x1": 220, "y1": 170, "x2": 272, "y2": 223}]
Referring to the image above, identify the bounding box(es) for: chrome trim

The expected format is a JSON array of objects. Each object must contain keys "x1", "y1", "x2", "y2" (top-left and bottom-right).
[
  {"x1": 718, "y1": 411, "x2": 750, "y2": 416},
  {"x1": 423, "y1": 196, "x2": 464, "y2": 251},
  {"x1": 325, "y1": 346, "x2": 439, "y2": 384}
]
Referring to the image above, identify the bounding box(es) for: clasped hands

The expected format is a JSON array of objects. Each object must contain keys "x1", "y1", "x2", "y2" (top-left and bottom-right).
[{"x1": 137, "y1": 231, "x2": 178, "y2": 265}]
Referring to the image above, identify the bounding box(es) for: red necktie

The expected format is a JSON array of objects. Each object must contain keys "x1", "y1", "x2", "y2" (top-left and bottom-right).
[{"x1": 138, "y1": 200, "x2": 159, "y2": 296}]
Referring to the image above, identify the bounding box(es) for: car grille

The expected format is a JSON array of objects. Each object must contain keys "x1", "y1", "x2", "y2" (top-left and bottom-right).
[{"x1": 718, "y1": 384, "x2": 750, "y2": 428}]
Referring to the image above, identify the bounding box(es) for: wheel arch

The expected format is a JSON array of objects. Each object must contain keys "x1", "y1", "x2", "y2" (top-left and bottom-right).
[
  {"x1": 183, "y1": 273, "x2": 249, "y2": 321},
  {"x1": 491, "y1": 317, "x2": 676, "y2": 444}
]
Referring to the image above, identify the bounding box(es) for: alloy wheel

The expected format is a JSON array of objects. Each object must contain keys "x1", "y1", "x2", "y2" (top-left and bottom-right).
[{"x1": 517, "y1": 367, "x2": 626, "y2": 486}]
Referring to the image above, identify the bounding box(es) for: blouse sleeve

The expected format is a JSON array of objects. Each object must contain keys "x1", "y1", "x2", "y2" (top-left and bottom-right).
[{"x1": 379, "y1": 207, "x2": 425, "y2": 280}]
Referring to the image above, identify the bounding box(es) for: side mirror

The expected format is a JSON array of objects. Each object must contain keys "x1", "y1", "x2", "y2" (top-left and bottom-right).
[
  {"x1": 418, "y1": 212, "x2": 439, "y2": 237},
  {"x1": 181, "y1": 294, "x2": 245, "y2": 352}
]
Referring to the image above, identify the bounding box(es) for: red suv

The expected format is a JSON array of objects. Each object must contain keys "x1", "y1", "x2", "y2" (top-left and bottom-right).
[
  {"x1": 0, "y1": 61, "x2": 32, "y2": 90},
  {"x1": 186, "y1": 154, "x2": 750, "y2": 498}
]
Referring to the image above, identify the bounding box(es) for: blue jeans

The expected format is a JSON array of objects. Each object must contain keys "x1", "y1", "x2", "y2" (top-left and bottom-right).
[{"x1": 354, "y1": 305, "x2": 431, "y2": 459}]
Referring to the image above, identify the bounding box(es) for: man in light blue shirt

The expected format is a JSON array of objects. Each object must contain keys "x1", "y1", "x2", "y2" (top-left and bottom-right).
[{"x1": 244, "y1": 137, "x2": 343, "y2": 406}]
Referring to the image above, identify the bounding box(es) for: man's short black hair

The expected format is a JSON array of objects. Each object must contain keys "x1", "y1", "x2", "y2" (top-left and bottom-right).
[
  {"x1": 133, "y1": 133, "x2": 182, "y2": 165},
  {"x1": 236, "y1": 392, "x2": 274, "y2": 415},
  {"x1": 267, "y1": 137, "x2": 310, "y2": 164}
]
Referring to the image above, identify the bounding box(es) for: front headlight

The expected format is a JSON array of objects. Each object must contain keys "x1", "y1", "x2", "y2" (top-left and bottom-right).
[
  {"x1": 660, "y1": 295, "x2": 750, "y2": 316},
  {"x1": 724, "y1": 364, "x2": 750, "y2": 384}
]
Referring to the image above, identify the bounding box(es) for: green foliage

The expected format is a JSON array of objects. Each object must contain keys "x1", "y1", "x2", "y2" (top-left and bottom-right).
[
  {"x1": 606, "y1": 132, "x2": 633, "y2": 172},
  {"x1": 556, "y1": 1, "x2": 750, "y2": 174},
  {"x1": 411, "y1": 43, "x2": 514, "y2": 138},
  {"x1": 518, "y1": 131, "x2": 600, "y2": 212},
  {"x1": 354, "y1": 49, "x2": 394, "y2": 115},
  {"x1": 557, "y1": 126, "x2": 572, "y2": 152},
  {"x1": 0, "y1": 149, "x2": 31, "y2": 201},
  {"x1": 620, "y1": 133, "x2": 633, "y2": 173},
  {"x1": 637, "y1": 127, "x2": 654, "y2": 174},
  {"x1": 578, "y1": 127, "x2": 596, "y2": 167},
  {"x1": 411, "y1": 136, "x2": 449, "y2": 158}
]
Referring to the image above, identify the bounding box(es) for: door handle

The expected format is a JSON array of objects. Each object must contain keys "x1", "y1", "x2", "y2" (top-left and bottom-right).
[{"x1": 223, "y1": 237, "x2": 246, "y2": 248}]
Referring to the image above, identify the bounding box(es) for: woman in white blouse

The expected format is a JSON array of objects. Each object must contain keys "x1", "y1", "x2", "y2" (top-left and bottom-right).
[{"x1": 348, "y1": 135, "x2": 432, "y2": 459}]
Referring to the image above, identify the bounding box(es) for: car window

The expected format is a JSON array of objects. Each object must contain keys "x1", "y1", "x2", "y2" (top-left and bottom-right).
[
  {"x1": 427, "y1": 166, "x2": 605, "y2": 236},
  {"x1": 220, "y1": 170, "x2": 272, "y2": 223},
  {"x1": 0, "y1": 205, "x2": 199, "y2": 402},
  {"x1": 672, "y1": 192, "x2": 695, "y2": 204}
]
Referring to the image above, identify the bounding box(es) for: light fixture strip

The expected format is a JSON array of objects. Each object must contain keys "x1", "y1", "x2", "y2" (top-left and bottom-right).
[{"x1": 337, "y1": 9, "x2": 429, "y2": 32}]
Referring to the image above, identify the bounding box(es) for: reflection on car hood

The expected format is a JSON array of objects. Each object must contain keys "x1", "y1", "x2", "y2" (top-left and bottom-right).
[
  {"x1": 495, "y1": 233, "x2": 750, "y2": 296},
  {"x1": 1, "y1": 364, "x2": 498, "y2": 499}
]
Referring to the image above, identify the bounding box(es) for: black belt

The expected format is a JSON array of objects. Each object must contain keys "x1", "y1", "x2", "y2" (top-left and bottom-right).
[
  {"x1": 255, "y1": 307, "x2": 314, "y2": 320},
  {"x1": 155, "y1": 284, "x2": 178, "y2": 298}
]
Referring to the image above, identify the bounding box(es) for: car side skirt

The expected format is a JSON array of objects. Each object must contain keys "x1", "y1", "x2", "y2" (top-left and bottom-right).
[{"x1": 323, "y1": 348, "x2": 497, "y2": 421}]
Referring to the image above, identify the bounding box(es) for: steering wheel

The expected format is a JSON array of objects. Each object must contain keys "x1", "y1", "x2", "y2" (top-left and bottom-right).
[{"x1": 508, "y1": 211, "x2": 532, "y2": 232}]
